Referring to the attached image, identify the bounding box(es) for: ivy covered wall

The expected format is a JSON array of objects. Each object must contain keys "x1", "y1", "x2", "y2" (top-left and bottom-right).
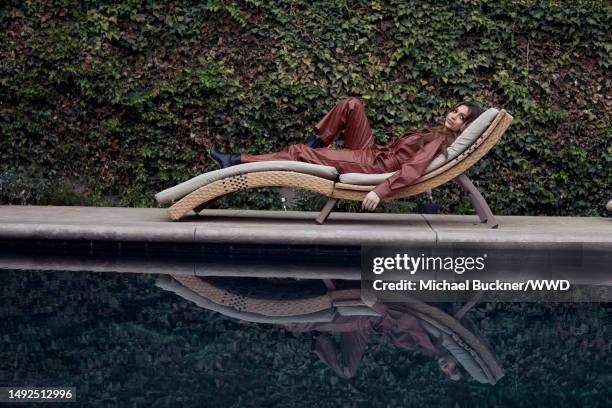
[{"x1": 1, "y1": 0, "x2": 610, "y2": 215}]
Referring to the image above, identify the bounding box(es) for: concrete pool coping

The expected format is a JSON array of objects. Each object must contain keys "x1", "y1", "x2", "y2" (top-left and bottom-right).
[{"x1": 0, "y1": 205, "x2": 610, "y2": 248}]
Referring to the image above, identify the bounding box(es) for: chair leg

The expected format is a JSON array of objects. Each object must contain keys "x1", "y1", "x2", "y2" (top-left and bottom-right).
[
  {"x1": 323, "y1": 279, "x2": 336, "y2": 290},
  {"x1": 453, "y1": 290, "x2": 485, "y2": 321},
  {"x1": 454, "y1": 173, "x2": 498, "y2": 229},
  {"x1": 315, "y1": 198, "x2": 338, "y2": 225}
]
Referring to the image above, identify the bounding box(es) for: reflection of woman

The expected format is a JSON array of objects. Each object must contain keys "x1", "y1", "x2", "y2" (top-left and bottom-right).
[
  {"x1": 282, "y1": 302, "x2": 462, "y2": 381},
  {"x1": 211, "y1": 97, "x2": 483, "y2": 210}
]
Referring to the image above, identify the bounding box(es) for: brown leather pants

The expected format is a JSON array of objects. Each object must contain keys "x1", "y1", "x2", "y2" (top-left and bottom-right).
[{"x1": 240, "y1": 97, "x2": 388, "y2": 174}]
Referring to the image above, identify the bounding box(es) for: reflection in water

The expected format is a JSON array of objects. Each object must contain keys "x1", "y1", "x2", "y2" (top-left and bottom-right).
[
  {"x1": 1, "y1": 270, "x2": 611, "y2": 407},
  {"x1": 157, "y1": 274, "x2": 503, "y2": 384}
]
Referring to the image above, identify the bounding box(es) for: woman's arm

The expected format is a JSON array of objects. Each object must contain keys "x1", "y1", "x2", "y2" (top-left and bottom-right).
[{"x1": 371, "y1": 137, "x2": 445, "y2": 201}]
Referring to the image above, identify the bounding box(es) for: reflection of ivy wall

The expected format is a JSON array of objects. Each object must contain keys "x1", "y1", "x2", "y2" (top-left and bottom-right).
[{"x1": 1, "y1": 1, "x2": 610, "y2": 215}]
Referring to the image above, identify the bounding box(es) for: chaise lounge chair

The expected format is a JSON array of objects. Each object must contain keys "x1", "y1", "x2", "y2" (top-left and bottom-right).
[
  {"x1": 155, "y1": 108, "x2": 513, "y2": 228},
  {"x1": 155, "y1": 274, "x2": 504, "y2": 384}
]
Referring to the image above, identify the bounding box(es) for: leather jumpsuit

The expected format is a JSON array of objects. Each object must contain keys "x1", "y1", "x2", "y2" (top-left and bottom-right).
[{"x1": 240, "y1": 97, "x2": 457, "y2": 199}]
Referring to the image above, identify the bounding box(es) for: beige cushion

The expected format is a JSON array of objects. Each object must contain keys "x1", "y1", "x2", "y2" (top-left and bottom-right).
[
  {"x1": 155, "y1": 161, "x2": 338, "y2": 205},
  {"x1": 338, "y1": 108, "x2": 500, "y2": 185},
  {"x1": 336, "y1": 305, "x2": 382, "y2": 317}
]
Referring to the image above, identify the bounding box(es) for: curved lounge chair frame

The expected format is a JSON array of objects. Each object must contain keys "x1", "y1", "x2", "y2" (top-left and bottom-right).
[{"x1": 165, "y1": 110, "x2": 513, "y2": 228}]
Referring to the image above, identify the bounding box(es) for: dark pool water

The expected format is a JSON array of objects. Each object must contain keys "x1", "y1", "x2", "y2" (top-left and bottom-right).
[{"x1": 1, "y1": 270, "x2": 611, "y2": 407}]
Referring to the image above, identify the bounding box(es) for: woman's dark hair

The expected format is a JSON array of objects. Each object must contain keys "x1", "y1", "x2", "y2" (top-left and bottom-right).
[
  {"x1": 450, "y1": 101, "x2": 484, "y2": 128},
  {"x1": 396, "y1": 100, "x2": 485, "y2": 152}
]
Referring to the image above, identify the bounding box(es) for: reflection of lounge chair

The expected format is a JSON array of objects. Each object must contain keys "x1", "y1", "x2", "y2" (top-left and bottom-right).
[
  {"x1": 155, "y1": 274, "x2": 504, "y2": 384},
  {"x1": 155, "y1": 109, "x2": 513, "y2": 228}
]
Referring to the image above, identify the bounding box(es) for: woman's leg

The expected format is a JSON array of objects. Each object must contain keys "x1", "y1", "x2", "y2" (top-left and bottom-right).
[
  {"x1": 314, "y1": 96, "x2": 375, "y2": 150},
  {"x1": 313, "y1": 331, "x2": 369, "y2": 379},
  {"x1": 239, "y1": 97, "x2": 377, "y2": 171},
  {"x1": 240, "y1": 144, "x2": 376, "y2": 174}
]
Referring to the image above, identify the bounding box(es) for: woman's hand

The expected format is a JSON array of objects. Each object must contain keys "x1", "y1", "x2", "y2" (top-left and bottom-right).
[
  {"x1": 362, "y1": 191, "x2": 380, "y2": 210},
  {"x1": 361, "y1": 289, "x2": 378, "y2": 307}
]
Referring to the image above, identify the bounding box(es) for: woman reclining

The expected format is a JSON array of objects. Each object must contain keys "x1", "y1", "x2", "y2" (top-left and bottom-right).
[{"x1": 211, "y1": 97, "x2": 483, "y2": 210}]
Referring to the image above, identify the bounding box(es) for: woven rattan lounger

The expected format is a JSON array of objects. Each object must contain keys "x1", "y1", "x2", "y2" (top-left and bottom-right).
[
  {"x1": 155, "y1": 108, "x2": 513, "y2": 228},
  {"x1": 155, "y1": 274, "x2": 504, "y2": 384}
]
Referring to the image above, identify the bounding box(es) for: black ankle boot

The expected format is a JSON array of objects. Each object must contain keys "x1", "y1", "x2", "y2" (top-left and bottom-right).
[
  {"x1": 304, "y1": 134, "x2": 325, "y2": 148},
  {"x1": 210, "y1": 142, "x2": 241, "y2": 168}
]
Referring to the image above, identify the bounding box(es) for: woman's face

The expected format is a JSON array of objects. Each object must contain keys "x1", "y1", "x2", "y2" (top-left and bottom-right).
[
  {"x1": 444, "y1": 105, "x2": 471, "y2": 132},
  {"x1": 437, "y1": 355, "x2": 461, "y2": 381}
]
